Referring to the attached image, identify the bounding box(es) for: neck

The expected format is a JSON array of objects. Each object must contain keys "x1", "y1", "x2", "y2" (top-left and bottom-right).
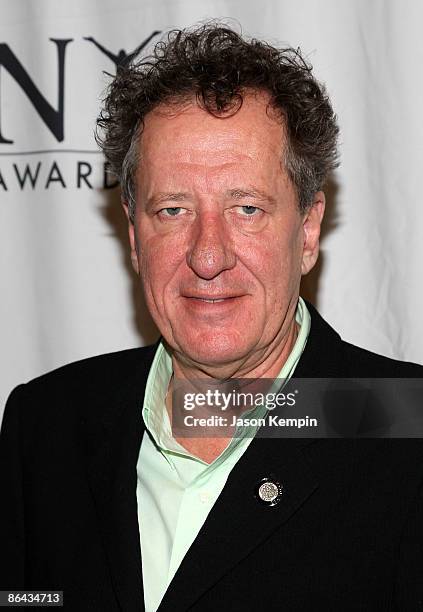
[{"x1": 165, "y1": 302, "x2": 300, "y2": 463}]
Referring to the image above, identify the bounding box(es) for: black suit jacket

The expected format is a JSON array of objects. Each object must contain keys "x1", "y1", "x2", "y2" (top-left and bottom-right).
[{"x1": 1, "y1": 303, "x2": 423, "y2": 611}]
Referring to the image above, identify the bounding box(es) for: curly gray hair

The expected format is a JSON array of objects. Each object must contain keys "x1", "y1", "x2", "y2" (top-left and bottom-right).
[{"x1": 97, "y1": 23, "x2": 339, "y2": 221}]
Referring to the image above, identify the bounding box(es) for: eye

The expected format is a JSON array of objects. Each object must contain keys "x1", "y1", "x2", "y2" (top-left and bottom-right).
[
  {"x1": 236, "y1": 205, "x2": 262, "y2": 216},
  {"x1": 159, "y1": 207, "x2": 183, "y2": 217}
]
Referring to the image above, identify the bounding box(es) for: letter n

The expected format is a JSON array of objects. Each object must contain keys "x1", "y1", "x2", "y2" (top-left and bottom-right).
[{"x1": 0, "y1": 38, "x2": 73, "y2": 144}]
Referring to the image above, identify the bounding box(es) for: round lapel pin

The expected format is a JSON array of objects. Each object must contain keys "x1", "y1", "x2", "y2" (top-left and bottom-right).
[{"x1": 255, "y1": 477, "x2": 283, "y2": 507}]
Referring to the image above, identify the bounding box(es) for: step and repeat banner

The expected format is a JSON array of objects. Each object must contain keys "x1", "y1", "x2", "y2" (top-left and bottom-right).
[{"x1": 1, "y1": 0, "x2": 423, "y2": 414}]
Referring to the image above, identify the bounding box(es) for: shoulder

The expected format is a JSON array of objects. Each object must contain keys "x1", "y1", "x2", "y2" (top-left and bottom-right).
[
  {"x1": 303, "y1": 300, "x2": 423, "y2": 377},
  {"x1": 2, "y1": 345, "x2": 157, "y2": 431},
  {"x1": 340, "y1": 340, "x2": 423, "y2": 377},
  {"x1": 21, "y1": 344, "x2": 158, "y2": 393}
]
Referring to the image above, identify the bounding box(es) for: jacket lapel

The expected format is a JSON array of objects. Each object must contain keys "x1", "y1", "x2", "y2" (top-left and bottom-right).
[
  {"x1": 83, "y1": 346, "x2": 156, "y2": 612},
  {"x1": 158, "y1": 436, "x2": 318, "y2": 611}
]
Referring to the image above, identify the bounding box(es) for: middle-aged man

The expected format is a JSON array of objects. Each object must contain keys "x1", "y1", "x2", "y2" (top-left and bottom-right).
[{"x1": 1, "y1": 23, "x2": 423, "y2": 612}]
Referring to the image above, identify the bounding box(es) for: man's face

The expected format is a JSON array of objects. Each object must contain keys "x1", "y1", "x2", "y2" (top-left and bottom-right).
[{"x1": 126, "y1": 91, "x2": 324, "y2": 376}]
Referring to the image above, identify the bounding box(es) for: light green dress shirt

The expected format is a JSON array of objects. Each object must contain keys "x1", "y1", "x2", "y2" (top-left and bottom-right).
[{"x1": 136, "y1": 297, "x2": 311, "y2": 612}]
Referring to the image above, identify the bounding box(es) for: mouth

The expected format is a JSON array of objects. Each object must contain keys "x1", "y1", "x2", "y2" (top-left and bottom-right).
[
  {"x1": 191, "y1": 297, "x2": 229, "y2": 303},
  {"x1": 183, "y1": 294, "x2": 244, "y2": 302},
  {"x1": 181, "y1": 293, "x2": 246, "y2": 311},
  {"x1": 179, "y1": 292, "x2": 248, "y2": 321}
]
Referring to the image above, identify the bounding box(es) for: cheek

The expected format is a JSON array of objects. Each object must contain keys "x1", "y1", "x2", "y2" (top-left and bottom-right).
[
  {"x1": 137, "y1": 233, "x2": 185, "y2": 300},
  {"x1": 242, "y1": 229, "x2": 301, "y2": 279}
]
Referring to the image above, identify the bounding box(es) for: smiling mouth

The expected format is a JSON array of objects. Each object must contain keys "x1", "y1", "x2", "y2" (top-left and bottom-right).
[
  {"x1": 183, "y1": 295, "x2": 244, "y2": 306},
  {"x1": 195, "y1": 298, "x2": 226, "y2": 303},
  {"x1": 185, "y1": 295, "x2": 241, "y2": 302},
  {"x1": 182, "y1": 294, "x2": 245, "y2": 315}
]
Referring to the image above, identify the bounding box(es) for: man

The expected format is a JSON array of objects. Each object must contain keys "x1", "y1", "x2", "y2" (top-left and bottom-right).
[{"x1": 1, "y1": 23, "x2": 422, "y2": 611}]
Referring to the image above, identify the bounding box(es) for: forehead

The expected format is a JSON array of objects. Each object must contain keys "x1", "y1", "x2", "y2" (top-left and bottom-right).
[{"x1": 138, "y1": 91, "x2": 286, "y2": 172}]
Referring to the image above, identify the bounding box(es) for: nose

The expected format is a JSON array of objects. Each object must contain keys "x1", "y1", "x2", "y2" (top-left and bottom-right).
[{"x1": 186, "y1": 212, "x2": 236, "y2": 280}]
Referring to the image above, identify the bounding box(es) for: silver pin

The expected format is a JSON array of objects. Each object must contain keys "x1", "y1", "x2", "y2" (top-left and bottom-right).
[{"x1": 256, "y1": 477, "x2": 283, "y2": 506}]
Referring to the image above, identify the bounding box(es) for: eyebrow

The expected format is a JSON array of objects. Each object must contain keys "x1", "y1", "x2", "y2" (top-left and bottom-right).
[
  {"x1": 226, "y1": 188, "x2": 276, "y2": 205},
  {"x1": 145, "y1": 192, "x2": 189, "y2": 209}
]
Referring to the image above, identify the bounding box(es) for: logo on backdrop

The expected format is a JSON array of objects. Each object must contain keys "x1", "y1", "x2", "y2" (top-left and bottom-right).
[{"x1": 0, "y1": 32, "x2": 160, "y2": 193}]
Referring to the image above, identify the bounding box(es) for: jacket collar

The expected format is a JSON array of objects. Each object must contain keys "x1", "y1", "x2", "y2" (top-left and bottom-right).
[{"x1": 294, "y1": 301, "x2": 344, "y2": 378}]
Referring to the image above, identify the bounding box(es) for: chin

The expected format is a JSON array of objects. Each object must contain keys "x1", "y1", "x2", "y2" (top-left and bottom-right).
[{"x1": 175, "y1": 330, "x2": 252, "y2": 369}]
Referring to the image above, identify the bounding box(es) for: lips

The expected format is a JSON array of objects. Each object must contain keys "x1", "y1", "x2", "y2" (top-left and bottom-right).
[
  {"x1": 178, "y1": 292, "x2": 249, "y2": 325},
  {"x1": 182, "y1": 294, "x2": 243, "y2": 302},
  {"x1": 180, "y1": 293, "x2": 246, "y2": 315},
  {"x1": 195, "y1": 298, "x2": 226, "y2": 303}
]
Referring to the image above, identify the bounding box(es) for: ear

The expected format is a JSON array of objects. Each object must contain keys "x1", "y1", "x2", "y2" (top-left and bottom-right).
[
  {"x1": 121, "y1": 200, "x2": 140, "y2": 275},
  {"x1": 301, "y1": 191, "x2": 325, "y2": 275}
]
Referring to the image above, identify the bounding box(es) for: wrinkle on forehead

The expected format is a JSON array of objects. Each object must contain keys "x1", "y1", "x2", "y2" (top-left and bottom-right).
[{"x1": 139, "y1": 91, "x2": 286, "y2": 162}]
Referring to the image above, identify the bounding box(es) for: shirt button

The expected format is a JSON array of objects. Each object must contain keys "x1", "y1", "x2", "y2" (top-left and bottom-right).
[{"x1": 199, "y1": 491, "x2": 211, "y2": 504}]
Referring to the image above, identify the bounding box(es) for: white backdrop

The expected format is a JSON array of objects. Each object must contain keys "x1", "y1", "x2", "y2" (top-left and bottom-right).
[{"x1": 1, "y1": 0, "x2": 423, "y2": 417}]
